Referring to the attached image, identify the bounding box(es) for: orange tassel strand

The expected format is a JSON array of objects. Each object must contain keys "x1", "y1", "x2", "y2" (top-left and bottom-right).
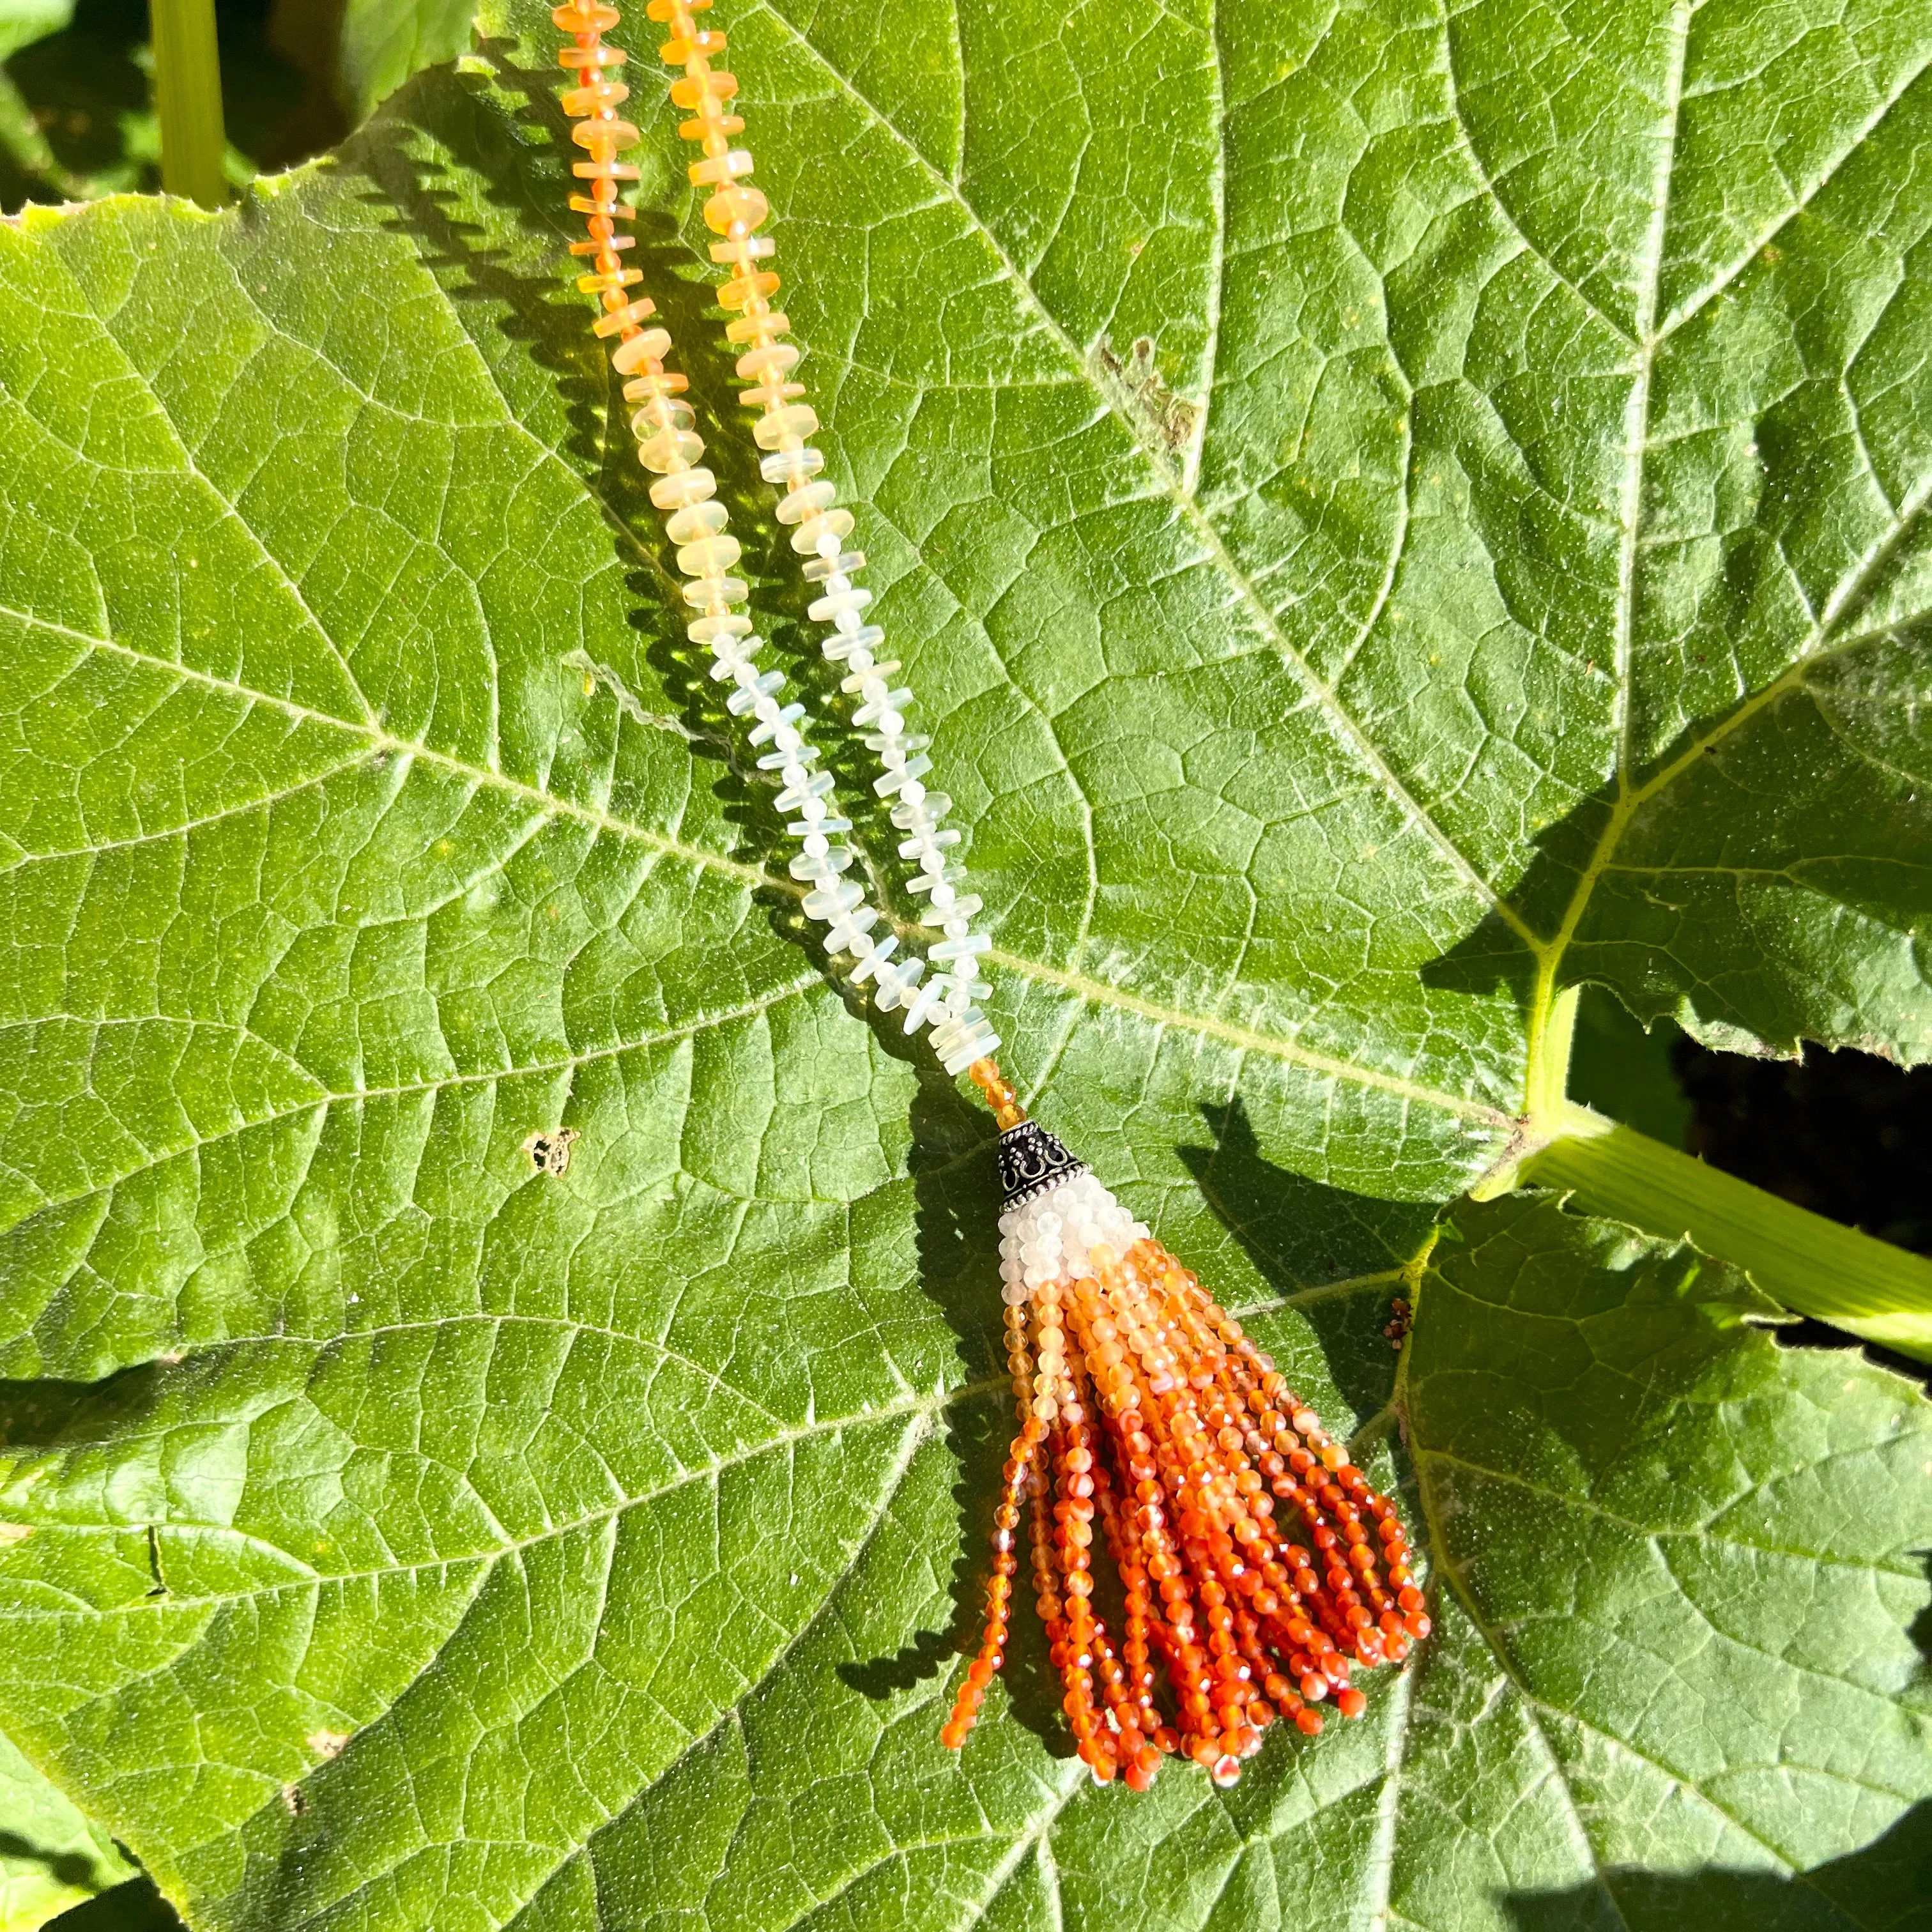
[
  {"x1": 556, "y1": 0, "x2": 1427, "y2": 1793},
  {"x1": 940, "y1": 1064, "x2": 1427, "y2": 1787}
]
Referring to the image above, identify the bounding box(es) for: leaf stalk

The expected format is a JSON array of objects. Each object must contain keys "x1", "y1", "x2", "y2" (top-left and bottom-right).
[
  {"x1": 150, "y1": 0, "x2": 228, "y2": 208},
  {"x1": 1524, "y1": 1105, "x2": 1932, "y2": 1361}
]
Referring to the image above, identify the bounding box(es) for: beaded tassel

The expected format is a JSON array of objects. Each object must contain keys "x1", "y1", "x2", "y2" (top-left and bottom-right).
[
  {"x1": 556, "y1": 0, "x2": 1426, "y2": 1793},
  {"x1": 638, "y1": 0, "x2": 1000, "y2": 1073},
  {"x1": 936, "y1": 1065, "x2": 1427, "y2": 1788},
  {"x1": 551, "y1": 0, "x2": 981, "y2": 1037}
]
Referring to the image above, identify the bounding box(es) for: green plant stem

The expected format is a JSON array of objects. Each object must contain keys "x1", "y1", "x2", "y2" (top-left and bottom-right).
[
  {"x1": 150, "y1": 0, "x2": 227, "y2": 207},
  {"x1": 1524, "y1": 1105, "x2": 1932, "y2": 1361}
]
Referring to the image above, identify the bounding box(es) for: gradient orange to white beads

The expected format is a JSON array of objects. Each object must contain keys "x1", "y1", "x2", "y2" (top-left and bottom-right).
[
  {"x1": 553, "y1": 0, "x2": 998, "y2": 1064},
  {"x1": 636, "y1": 0, "x2": 1001, "y2": 1072}
]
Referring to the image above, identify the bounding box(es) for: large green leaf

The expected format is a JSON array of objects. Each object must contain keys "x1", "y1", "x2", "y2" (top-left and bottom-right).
[{"x1": 0, "y1": 0, "x2": 1927, "y2": 1924}]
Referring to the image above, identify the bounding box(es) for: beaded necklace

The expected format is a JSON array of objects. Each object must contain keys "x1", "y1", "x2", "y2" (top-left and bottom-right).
[{"x1": 550, "y1": 0, "x2": 1429, "y2": 1793}]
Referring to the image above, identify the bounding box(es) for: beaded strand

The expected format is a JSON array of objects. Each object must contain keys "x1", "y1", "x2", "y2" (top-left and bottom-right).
[
  {"x1": 635, "y1": 0, "x2": 1000, "y2": 1074},
  {"x1": 551, "y1": 0, "x2": 990, "y2": 1050},
  {"x1": 553, "y1": 0, "x2": 1425, "y2": 1793}
]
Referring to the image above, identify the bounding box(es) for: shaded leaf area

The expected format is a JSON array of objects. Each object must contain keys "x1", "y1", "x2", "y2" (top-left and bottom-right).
[
  {"x1": 1678, "y1": 1038, "x2": 1932, "y2": 1254},
  {"x1": 0, "y1": 1726, "x2": 133, "y2": 1929},
  {"x1": 0, "y1": 0, "x2": 344, "y2": 210},
  {"x1": 0, "y1": 0, "x2": 1927, "y2": 1925}
]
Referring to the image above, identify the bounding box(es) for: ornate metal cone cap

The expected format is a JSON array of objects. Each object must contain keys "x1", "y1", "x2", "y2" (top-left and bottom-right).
[{"x1": 997, "y1": 1119, "x2": 1090, "y2": 1209}]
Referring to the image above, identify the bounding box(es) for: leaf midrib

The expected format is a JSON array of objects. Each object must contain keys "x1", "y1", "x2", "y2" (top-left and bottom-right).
[
  {"x1": 753, "y1": 0, "x2": 1540, "y2": 954},
  {"x1": 7, "y1": 609, "x2": 1506, "y2": 1130}
]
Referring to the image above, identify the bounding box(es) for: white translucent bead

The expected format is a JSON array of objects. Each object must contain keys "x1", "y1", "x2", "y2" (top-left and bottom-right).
[
  {"x1": 792, "y1": 508, "x2": 856, "y2": 554},
  {"x1": 853, "y1": 688, "x2": 912, "y2": 727},
  {"x1": 681, "y1": 574, "x2": 748, "y2": 610},
  {"x1": 871, "y1": 955, "x2": 924, "y2": 1012},
  {"x1": 874, "y1": 755, "x2": 932, "y2": 797},
  {"x1": 822, "y1": 907, "x2": 878, "y2": 954},
  {"x1": 802, "y1": 878, "x2": 862, "y2": 920},
  {"x1": 652, "y1": 466, "x2": 718, "y2": 510},
  {"x1": 760, "y1": 445, "x2": 824, "y2": 484},
  {"x1": 747, "y1": 700, "x2": 802, "y2": 741},
  {"x1": 899, "y1": 829, "x2": 959, "y2": 861},
  {"x1": 931, "y1": 932, "x2": 991, "y2": 962},
  {"x1": 774, "y1": 769, "x2": 835, "y2": 811},
  {"x1": 734, "y1": 338, "x2": 796, "y2": 379},
  {"x1": 848, "y1": 933, "x2": 898, "y2": 985},
  {"x1": 726, "y1": 671, "x2": 783, "y2": 714},
  {"x1": 930, "y1": 1008, "x2": 998, "y2": 1075},
  {"x1": 666, "y1": 500, "x2": 730, "y2": 545},
  {"x1": 891, "y1": 791, "x2": 949, "y2": 830},
  {"x1": 1000, "y1": 1279, "x2": 1030, "y2": 1307},
  {"x1": 811, "y1": 585, "x2": 872, "y2": 624},
  {"x1": 792, "y1": 816, "x2": 851, "y2": 844},
  {"x1": 787, "y1": 842, "x2": 848, "y2": 877},
  {"x1": 900, "y1": 976, "x2": 947, "y2": 1034},
  {"x1": 822, "y1": 625, "x2": 884, "y2": 662},
  {"x1": 754, "y1": 404, "x2": 820, "y2": 450},
  {"x1": 775, "y1": 478, "x2": 838, "y2": 523}
]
